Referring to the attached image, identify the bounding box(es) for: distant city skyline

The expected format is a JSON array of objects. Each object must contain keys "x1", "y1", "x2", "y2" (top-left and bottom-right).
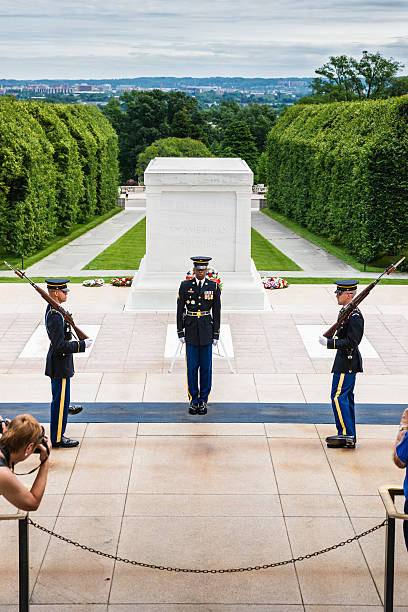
[{"x1": 1, "y1": 0, "x2": 407, "y2": 79}]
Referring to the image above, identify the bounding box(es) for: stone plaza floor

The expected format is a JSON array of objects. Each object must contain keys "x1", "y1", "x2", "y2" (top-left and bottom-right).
[{"x1": 0, "y1": 283, "x2": 408, "y2": 610}]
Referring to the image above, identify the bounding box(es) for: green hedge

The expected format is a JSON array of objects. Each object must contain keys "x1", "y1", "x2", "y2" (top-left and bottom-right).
[
  {"x1": 266, "y1": 98, "x2": 408, "y2": 269},
  {"x1": 0, "y1": 98, "x2": 57, "y2": 254},
  {"x1": 0, "y1": 99, "x2": 119, "y2": 255}
]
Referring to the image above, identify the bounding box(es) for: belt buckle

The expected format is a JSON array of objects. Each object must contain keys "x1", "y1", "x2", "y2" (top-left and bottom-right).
[{"x1": 197, "y1": 311, "x2": 201, "y2": 318}]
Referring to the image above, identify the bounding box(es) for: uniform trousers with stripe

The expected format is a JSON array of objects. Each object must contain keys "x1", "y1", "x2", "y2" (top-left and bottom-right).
[
  {"x1": 330, "y1": 372, "x2": 356, "y2": 438},
  {"x1": 186, "y1": 343, "x2": 212, "y2": 405},
  {"x1": 50, "y1": 378, "x2": 70, "y2": 445}
]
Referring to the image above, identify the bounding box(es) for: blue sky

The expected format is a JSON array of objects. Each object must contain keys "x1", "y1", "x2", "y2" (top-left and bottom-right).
[{"x1": 1, "y1": 0, "x2": 407, "y2": 79}]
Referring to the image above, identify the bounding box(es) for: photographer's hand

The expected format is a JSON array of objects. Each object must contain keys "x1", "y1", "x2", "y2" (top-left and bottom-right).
[{"x1": 38, "y1": 436, "x2": 51, "y2": 462}]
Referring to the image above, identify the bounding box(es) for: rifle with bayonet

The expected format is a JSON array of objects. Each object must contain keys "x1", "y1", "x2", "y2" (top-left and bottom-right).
[
  {"x1": 4, "y1": 261, "x2": 88, "y2": 341},
  {"x1": 323, "y1": 256, "x2": 405, "y2": 339}
]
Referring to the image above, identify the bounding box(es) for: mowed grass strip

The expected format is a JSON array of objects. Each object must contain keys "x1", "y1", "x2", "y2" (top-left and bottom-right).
[
  {"x1": 84, "y1": 217, "x2": 146, "y2": 270},
  {"x1": 1, "y1": 277, "x2": 408, "y2": 284},
  {"x1": 251, "y1": 227, "x2": 302, "y2": 271}
]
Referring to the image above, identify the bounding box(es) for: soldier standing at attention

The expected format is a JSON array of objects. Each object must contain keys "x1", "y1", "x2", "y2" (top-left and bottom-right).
[
  {"x1": 177, "y1": 257, "x2": 221, "y2": 415},
  {"x1": 319, "y1": 280, "x2": 364, "y2": 449},
  {"x1": 319, "y1": 280, "x2": 364, "y2": 448},
  {"x1": 45, "y1": 279, "x2": 93, "y2": 448}
]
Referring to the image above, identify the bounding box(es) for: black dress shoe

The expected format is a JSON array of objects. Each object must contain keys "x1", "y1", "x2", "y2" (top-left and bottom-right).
[
  {"x1": 326, "y1": 434, "x2": 356, "y2": 449},
  {"x1": 68, "y1": 405, "x2": 83, "y2": 415},
  {"x1": 53, "y1": 436, "x2": 79, "y2": 448},
  {"x1": 189, "y1": 403, "x2": 199, "y2": 415},
  {"x1": 197, "y1": 401, "x2": 207, "y2": 415}
]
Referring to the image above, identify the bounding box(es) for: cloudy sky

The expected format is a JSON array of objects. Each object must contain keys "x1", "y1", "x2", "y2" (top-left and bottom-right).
[{"x1": 1, "y1": 0, "x2": 407, "y2": 79}]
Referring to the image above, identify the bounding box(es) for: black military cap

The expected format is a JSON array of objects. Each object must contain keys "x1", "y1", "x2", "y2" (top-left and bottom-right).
[
  {"x1": 334, "y1": 280, "x2": 359, "y2": 294},
  {"x1": 191, "y1": 256, "x2": 212, "y2": 270},
  {"x1": 46, "y1": 278, "x2": 70, "y2": 292}
]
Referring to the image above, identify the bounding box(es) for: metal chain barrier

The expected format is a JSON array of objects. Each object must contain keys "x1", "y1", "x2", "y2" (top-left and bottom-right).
[{"x1": 28, "y1": 517, "x2": 387, "y2": 574}]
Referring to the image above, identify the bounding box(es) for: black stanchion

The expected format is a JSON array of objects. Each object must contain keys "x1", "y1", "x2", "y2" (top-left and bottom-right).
[
  {"x1": 18, "y1": 516, "x2": 29, "y2": 612},
  {"x1": 384, "y1": 514, "x2": 395, "y2": 612}
]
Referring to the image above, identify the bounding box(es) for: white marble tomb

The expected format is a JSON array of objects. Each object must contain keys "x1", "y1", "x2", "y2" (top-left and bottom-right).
[{"x1": 125, "y1": 157, "x2": 268, "y2": 312}]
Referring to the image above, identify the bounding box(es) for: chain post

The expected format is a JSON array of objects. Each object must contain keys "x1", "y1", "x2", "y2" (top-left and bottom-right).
[
  {"x1": 384, "y1": 516, "x2": 395, "y2": 612},
  {"x1": 18, "y1": 515, "x2": 29, "y2": 612}
]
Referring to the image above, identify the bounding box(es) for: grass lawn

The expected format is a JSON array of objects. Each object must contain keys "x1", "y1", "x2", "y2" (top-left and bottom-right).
[
  {"x1": 83, "y1": 218, "x2": 301, "y2": 271},
  {"x1": 251, "y1": 227, "x2": 302, "y2": 271},
  {"x1": 84, "y1": 216, "x2": 146, "y2": 270},
  {"x1": 0, "y1": 207, "x2": 122, "y2": 271},
  {"x1": 262, "y1": 208, "x2": 407, "y2": 273}
]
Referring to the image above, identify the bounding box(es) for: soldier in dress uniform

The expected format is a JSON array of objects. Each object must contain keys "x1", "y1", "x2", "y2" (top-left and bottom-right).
[
  {"x1": 45, "y1": 279, "x2": 93, "y2": 448},
  {"x1": 177, "y1": 257, "x2": 221, "y2": 415},
  {"x1": 319, "y1": 280, "x2": 364, "y2": 449}
]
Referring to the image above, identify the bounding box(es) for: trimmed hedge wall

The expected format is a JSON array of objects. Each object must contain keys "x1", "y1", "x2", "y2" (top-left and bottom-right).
[
  {"x1": 266, "y1": 98, "x2": 408, "y2": 269},
  {"x1": 0, "y1": 98, "x2": 119, "y2": 255}
]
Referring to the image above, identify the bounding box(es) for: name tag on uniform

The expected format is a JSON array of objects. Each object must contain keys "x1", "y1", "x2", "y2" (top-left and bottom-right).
[
  {"x1": 204, "y1": 291, "x2": 213, "y2": 299},
  {"x1": 188, "y1": 289, "x2": 194, "y2": 293}
]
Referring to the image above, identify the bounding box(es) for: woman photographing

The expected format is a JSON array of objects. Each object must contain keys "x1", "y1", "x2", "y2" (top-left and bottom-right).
[{"x1": 0, "y1": 414, "x2": 51, "y2": 511}]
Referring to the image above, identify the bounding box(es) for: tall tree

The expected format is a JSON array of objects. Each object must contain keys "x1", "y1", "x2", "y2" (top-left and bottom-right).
[
  {"x1": 220, "y1": 121, "x2": 259, "y2": 171},
  {"x1": 308, "y1": 51, "x2": 404, "y2": 103},
  {"x1": 102, "y1": 89, "x2": 208, "y2": 182},
  {"x1": 135, "y1": 137, "x2": 213, "y2": 179},
  {"x1": 171, "y1": 108, "x2": 193, "y2": 138}
]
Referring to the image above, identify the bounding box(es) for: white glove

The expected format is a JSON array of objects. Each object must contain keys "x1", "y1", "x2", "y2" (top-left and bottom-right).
[
  {"x1": 212, "y1": 339, "x2": 218, "y2": 346},
  {"x1": 319, "y1": 336, "x2": 328, "y2": 346},
  {"x1": 179, "y1": 337, "x2": 186, "y2": 344},
  {"x1": 84, "y1": 338, "x2": 93, "y2": 349}
]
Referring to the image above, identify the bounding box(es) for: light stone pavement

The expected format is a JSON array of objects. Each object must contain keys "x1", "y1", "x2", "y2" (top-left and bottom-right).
[
  {"x1": 0, "y1": 422, "x2": 407, "y2": 610},
  {"x1": 1, "y1": 283, "x2": 408, "y2": 609},
  {"x1": 0, "y1": 284, "x2": 407, "y2": 403}
]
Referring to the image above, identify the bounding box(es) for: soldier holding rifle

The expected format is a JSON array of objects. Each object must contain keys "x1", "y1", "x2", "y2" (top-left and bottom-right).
[
  {"x1": 318, "y1": 257, "x2": 405, "y2": 450},
  {"x1": 319, "y1": 281, "x2": 363, "y2": 449},
  {"x1": 4, "y1": 263, "x2": 93, "y2": 448},
  {"x1": 44, "y1": 279, "x2": 93, "y2": 448}
]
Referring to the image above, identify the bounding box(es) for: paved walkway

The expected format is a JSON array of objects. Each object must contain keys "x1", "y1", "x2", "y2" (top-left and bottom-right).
[
  {"x1": 252, "y1": 211, "x2": 408, "y2": 279},
  {"x1": 251, "y1": 211, "x2": 356, "y2": 273},
  {"x1": 0, "y1": 284, "x2": 407, "y2": 402},
  {"x1": 0, "y1": 422, "x2": 406, "y2": 609},
  {"x1": 0, "y1": 210, "x2": 145, "y2": 279},
  {"x1": 1, "y1": 284, "x2": 407, "y2": 609}
]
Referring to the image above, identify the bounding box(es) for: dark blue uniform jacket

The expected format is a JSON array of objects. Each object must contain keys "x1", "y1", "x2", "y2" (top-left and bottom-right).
[
  {"x1": 45, "y1": 304, "x2": 85, "y2": 378},
  {"x1": 327, "y1": 307, "x2": 364, "y2": 373},
  {"x1": 177, "y1": 278, "x2": 221, "y2": 346}
]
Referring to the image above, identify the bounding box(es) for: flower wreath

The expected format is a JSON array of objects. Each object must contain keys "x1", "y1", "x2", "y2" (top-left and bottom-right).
[
  {"x1": 186, "y1": 266, "x2": 222, "y2": 290},
  {"x1": 82, "y1": 278, "x2": 104, "y2": 287},
  {"x1": 261, "y1": 276, "x2": 288, "y2": 290},
  {"x1": 111, "y1": 277, "x2": 133, "y2": 287}
]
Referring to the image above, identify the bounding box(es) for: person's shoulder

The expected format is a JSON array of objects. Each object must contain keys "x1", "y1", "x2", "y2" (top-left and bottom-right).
[
  {"x1": 397, "y1": 431, "x2": 408, "y2": 460},
  {"x1": 207, "y1": 279, "x2": 219, "y2": 289},
  {"x1": 351, "y1": 308, "x2": 363, "y2": 319},
  {"x1": 180, "y1": 279, "x2": 192, "y2": 288},
  {"x1": 46, "y1": 308, "x2": 63, "y2": 325},
  {"x1": 47, "y1": 308, "x2": 62, "y2": 318}
]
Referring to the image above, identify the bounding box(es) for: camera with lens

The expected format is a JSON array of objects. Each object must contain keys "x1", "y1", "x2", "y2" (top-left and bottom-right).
[
  {"x1": 0, "y1": 418, "x2": 10, "y2": 432},
  {"x1": 33, "y1": 426, "x2": 50, "y2": 456}
]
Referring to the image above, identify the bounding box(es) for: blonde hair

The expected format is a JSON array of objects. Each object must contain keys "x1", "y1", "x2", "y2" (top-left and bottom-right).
[{"x1": 1, "y1": 414, "x2": 42, "y2": 453}]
